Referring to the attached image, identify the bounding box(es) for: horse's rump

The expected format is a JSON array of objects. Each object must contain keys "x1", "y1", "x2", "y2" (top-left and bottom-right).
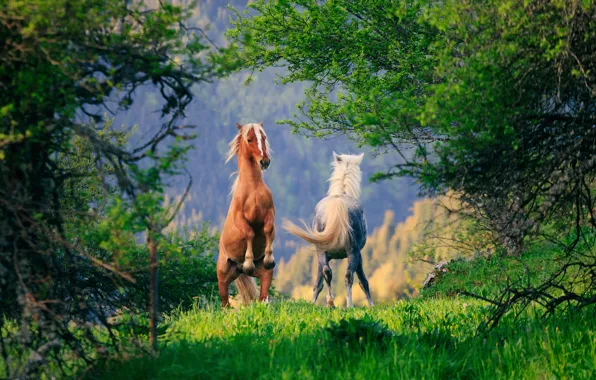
[{"x1": 283, "y1": 195, "x2": 353, "y2": 252}]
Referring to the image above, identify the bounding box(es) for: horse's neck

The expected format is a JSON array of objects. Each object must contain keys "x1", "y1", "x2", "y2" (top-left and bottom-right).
[{"x1": 237, "y1": 155, "x2": 263, "y2": 187}]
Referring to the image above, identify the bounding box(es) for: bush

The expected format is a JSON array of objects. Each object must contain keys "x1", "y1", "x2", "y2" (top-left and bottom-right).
[
  {"x1": 125, "y1": 226, "x2": 220, "y2": 314},
  {"x1": 66, "y1": 222, "x2": 221, "y2": 319},
  {"x1": 421, "y1": 243, "x2": 563, "y2": 300}
]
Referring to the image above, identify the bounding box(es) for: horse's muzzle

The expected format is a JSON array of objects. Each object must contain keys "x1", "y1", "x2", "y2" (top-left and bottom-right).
[{"x1": 260, "y1": 158, "x2": 270, "y2": 170}]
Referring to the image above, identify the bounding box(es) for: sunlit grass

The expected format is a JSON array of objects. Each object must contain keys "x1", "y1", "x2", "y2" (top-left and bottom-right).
[
  {"x1": 91, "y1": 298, "x2": 596, "y2": 379},
  {"x1": 5, "y1": 245, "x2": 595, "y2": 379}
]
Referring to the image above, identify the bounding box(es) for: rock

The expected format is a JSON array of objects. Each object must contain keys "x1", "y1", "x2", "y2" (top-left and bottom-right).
[{"x1": 422, "y1": 260, "x2": 451, "y2": 289}]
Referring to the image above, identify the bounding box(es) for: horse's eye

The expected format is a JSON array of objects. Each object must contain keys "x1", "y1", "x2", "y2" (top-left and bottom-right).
[{"x1": 247, "y1": 139, "x2": 253, "y2": 142}]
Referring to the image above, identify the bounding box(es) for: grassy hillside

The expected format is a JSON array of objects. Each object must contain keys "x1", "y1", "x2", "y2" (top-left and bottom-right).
[
  {"x1": 92, "y1": 300, "x2": 596, "y2": 379},
  {"x1": 276, "y1": 198, "x2": 462, "y2": 305},
  {"x1": 89, "y1": 240, "x2": 596, "y2": 379},
  {"x1": 422, "y1": 249, "x2": 561, "y2": 299},
  {"x1": 4, "y1": 235, "x2": 594, "y2": 379}
]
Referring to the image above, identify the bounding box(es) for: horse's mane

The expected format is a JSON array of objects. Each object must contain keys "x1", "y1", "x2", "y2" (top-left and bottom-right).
[
  {"x1": 327, "y1": 153, "x2": 363, "y2": 199},
  {"x1": 226, "y1": 123, "x2": 272, "y2": 195}
]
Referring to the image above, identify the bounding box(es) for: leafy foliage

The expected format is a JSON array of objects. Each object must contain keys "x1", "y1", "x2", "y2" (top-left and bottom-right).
[
  {"x1": 422, "y1": 246, "x2": 563, "y2": 300},
  {"x1": 0, "y1": 0, "x2": 238, "y2": 376},
  {"x1": 410, "y1": 0, "x2": 596, "y2": 321},
  {"x1": 124, "y1": 227, "x2": 220, "y2": 314},
  {"x1": 406, "y1": 0, "x2": 596, "y2": 252},
  {"x1": 68, "y1": 222, "x2": 220, "y2": 317},
  {"x1": 227, "y1": 0, "x2": 439, "y2": 149}
]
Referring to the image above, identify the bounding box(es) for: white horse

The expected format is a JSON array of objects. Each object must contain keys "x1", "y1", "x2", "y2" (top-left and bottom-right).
[{"x1": 283, "y1": 152, "x2": 374, "y2": 308}]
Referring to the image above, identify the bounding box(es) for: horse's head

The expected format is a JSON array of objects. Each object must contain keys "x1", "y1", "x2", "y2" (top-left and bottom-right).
[
  {"x1": 327, "y1": 152, "x2": 365, "y2": 198},
  {"x1": 332, "y1": 152, "x2": 364, "y2": 166},
  {"x1": 227, "y1": 122, "x2": 271, "y2": 170}
]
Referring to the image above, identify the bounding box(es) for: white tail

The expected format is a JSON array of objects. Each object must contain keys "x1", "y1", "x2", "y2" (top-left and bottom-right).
[
  {"x1": 234, "y1": 274, "x2": 258, "y2": 305},
  {"x1": 283, "y1": 197, "x2": 351, "y2": 252}
]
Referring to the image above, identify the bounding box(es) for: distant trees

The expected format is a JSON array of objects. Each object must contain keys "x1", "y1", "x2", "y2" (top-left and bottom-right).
[
  {"x1": 0, "y1": 0, "x2": 237, "y2": 376},
  {"x1": 229, "y1": 0, "x2": 596, "y2": 319}
]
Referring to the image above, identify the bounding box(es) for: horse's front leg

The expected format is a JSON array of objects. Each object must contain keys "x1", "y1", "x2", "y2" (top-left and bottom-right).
[
  {"x1": 317, "y1": 250, "x2": 335, "y2": 307},
  {"x1": 234, "y1": 211, "x2": 256, "y2": 275},
  {"x1": 263, "y1": 208, "x2": 276, "y2": 270},
  {"x1": 345, "y1": 249, "x2": 360, "y2": 308}
]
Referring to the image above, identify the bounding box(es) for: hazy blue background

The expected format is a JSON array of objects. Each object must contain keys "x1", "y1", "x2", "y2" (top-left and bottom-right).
[{"x1": 114, "y1": 0, "x2": 419, "y2": 260}]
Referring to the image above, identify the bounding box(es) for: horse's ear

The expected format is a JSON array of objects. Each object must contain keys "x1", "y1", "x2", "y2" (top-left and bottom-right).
[
  {"x1": 333, "y1": 151, "x2": 341, "y2": 162},
  {"x1": 236, "y1": 122, "x2": 243, "y2": 130},
  {"x1": 355, "y1": 153, "x2": 365, "y2": 164},
  {"x1": 259, "y1": 121, "x2": 263, "y2": 126}
]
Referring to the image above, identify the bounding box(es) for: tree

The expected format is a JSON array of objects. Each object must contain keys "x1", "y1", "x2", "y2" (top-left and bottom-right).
[
  {"x1": 0, "y1": 0, "x2": 238, "y2": 376},
  {"x1": 227, "y1": 0, "x2": 440, "y2": 150},
  {"x1": 228, "y1": 0, "x2": 596, "y2": 321},
  {"x1": 412, "y1": 0, "x2": 596, "y2": 325}
]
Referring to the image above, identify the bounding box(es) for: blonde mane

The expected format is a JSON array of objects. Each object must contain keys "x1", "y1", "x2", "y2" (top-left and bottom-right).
[
  {"x1": 327, "y1": 153, "x2": 363, "y2": 199},
  {"x1": 226, "y1": 123, "x2": 272, "y2": 194}
]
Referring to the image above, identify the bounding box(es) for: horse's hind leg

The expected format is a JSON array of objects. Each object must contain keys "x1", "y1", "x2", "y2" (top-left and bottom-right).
[
  {"x1": 312, "y1": 261, "x2": 324, "y2": 304},
  {"x1": 318, "y1": 251, "x2": 335, "y2": 307},
  {"x1": 217, "y1": 257, "x2": 241, "y2": 308},
  {"x1": 263, "y1": 208, "x2": 276, "y2": 270},
  {"x1": 356, "y1": 260, "x2": 374, "y2": 307},
  {"x1": 345, "y1": 250, "x2": 360, "y2": 308},
  {"x1": 254, "y1": 264, "x2": 273, "y2": 303}
]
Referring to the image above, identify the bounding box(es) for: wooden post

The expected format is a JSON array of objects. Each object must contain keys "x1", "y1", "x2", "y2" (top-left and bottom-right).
[{"x1": 148, "y1": 226, "x2": 159, "y2": 354}]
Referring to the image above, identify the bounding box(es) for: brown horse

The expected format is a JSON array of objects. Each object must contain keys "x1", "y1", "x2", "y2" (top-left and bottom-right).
[{"x1": 217, "y1": 122, "x2": 275, "y2": 307}]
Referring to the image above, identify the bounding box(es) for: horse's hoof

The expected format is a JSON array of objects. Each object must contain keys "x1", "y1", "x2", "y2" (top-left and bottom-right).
[
  {"x1": 242, "y1": 261, "x2": 255, "y2": 275},
  {"x1": 327, "y1": 298, "x2": 335, "y2": 308},
  {"x1": 264, "y1": 261, "x2": 276, "y2": 270}
]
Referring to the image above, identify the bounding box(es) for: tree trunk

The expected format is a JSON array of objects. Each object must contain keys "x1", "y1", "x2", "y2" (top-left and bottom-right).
[{"x1": 148, "y1": 229, "x2": 159, "y2": 354}]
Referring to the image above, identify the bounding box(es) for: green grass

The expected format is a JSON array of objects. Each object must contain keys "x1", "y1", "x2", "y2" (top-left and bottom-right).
[
  {"x1": 90, "y1": 299, "x2": 596, "y2": 379},
  {"x1": 422, "y1": 245, "x2": 564, "y2": 299},
  {"x1": 5, "y1": 244, "x2": 594, "y2": 379}
]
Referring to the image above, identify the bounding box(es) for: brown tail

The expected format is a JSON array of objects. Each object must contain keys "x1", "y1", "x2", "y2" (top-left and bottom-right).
[
  {"x1": 283, "y1": 197, "x2": 350, "y2": 251},
  {"x1": 234, "y1": 274, "x2": 258, "y2": 305}
]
